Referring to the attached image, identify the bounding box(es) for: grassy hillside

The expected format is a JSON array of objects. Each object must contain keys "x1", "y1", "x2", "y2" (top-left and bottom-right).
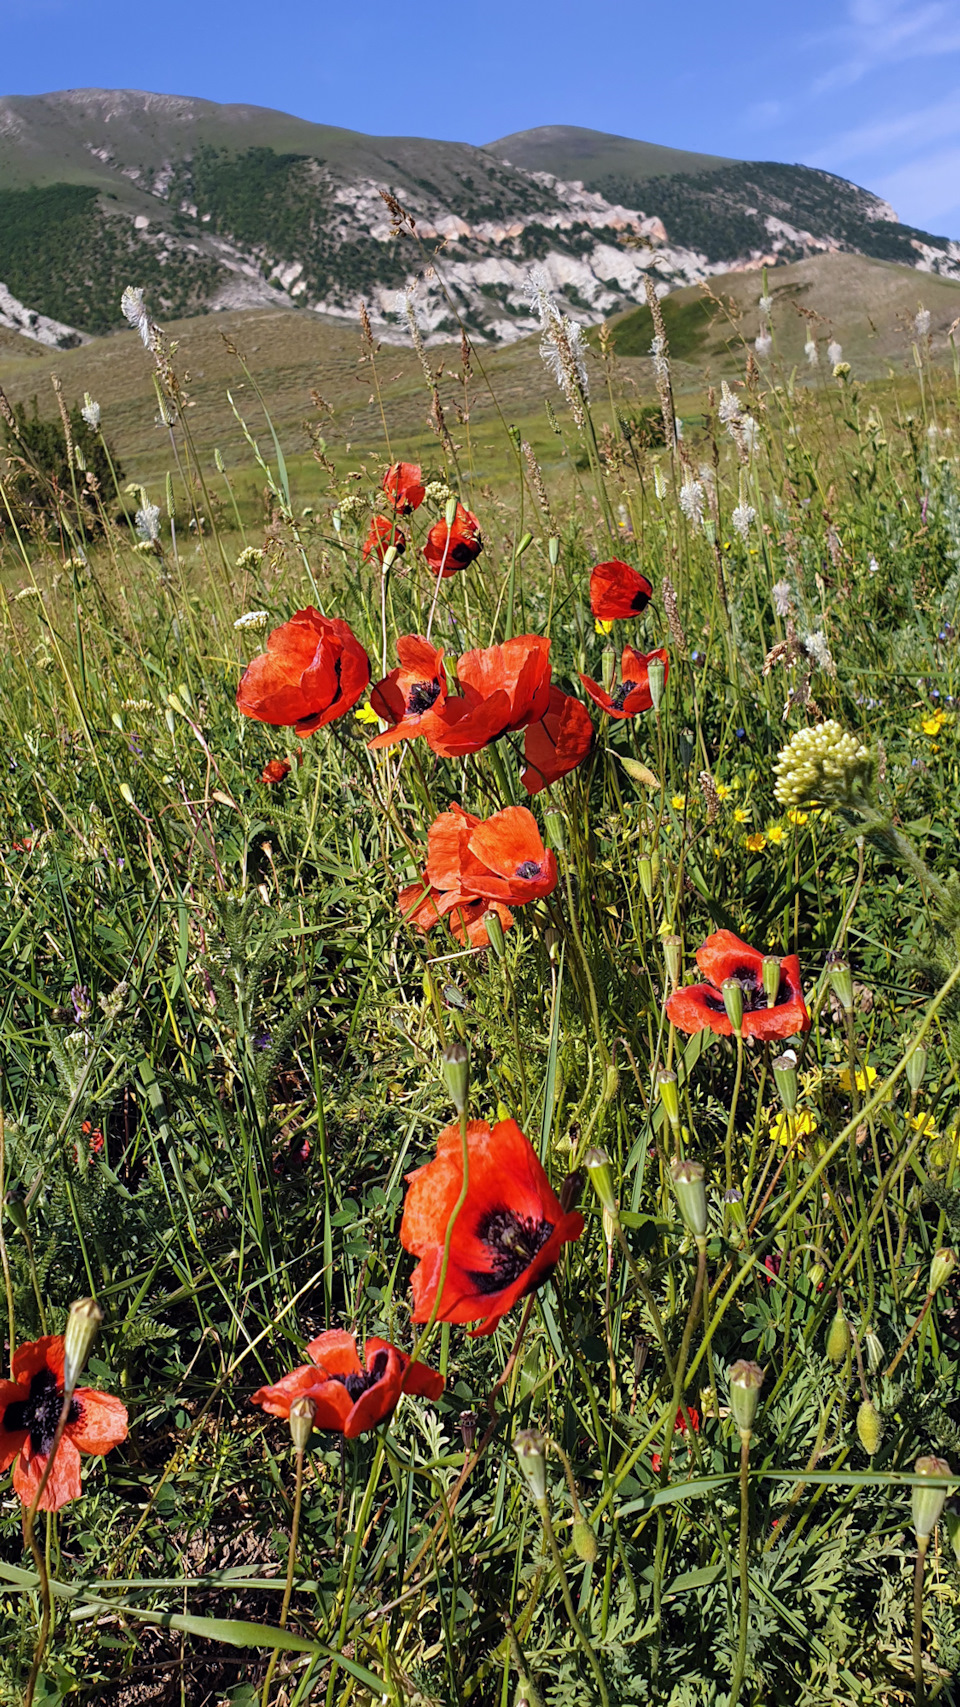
[{"x1": 484, "y1": 124, "x2": 736, "y2": 181}]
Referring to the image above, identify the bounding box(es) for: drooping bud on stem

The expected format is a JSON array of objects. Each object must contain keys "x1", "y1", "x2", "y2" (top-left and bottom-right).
[
  {"x1": 729, "y1": 1360, "x2": 764, "y2": 1436},
  {"x1": 584, "y1": 1147, "x2": 619, "y2": 1219},
  {"x1": 722, "y1": 977, "x2": 744, "y2": 1035},
  {"x1": 63, "y1": 1297, "x2": 103, "y2": 1395},
  {"x1": 513, "y1": 1430, "x2": 548, "y2": 1504},
  {"x1": 441, "y1": 1041, "x2": 470, "y2": 1114},
  {"x1": 912, "y1": 1456, "x2": 952, "y2": 1542},
  {"x1": 288, "y1": 1397, "x2": 316, "y2": 1452},
  {"x1": 671, "y1": 1159, "x2": 708, "y2": 1239}
]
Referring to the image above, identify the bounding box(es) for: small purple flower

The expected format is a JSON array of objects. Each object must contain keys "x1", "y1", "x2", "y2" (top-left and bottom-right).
[{"x1": 71, "y1": 984, "x2": 92, "y2": 1025}]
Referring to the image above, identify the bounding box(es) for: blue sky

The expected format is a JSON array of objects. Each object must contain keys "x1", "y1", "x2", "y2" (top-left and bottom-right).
[{"x1": 5, "y1": 0, "x2": 960, "y2": 235}]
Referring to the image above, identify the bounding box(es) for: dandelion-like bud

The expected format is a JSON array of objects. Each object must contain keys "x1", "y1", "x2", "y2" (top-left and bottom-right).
[
  {"x1": 288, "y1": 1397, "x2": 316, "y2": 1451},
  {"x1": 732, "y1": 501, "x2": 756, "y2": 540},
  {"x1": 679, "y1": 477, "x2": 705, "y2": 528},
  {"x1": 513, "y1": 1430, "x2": 548, "y2": 1503},
  {"x1": 929, "y1": 1247, "x2": 957, "y2": 1295},
  {"x1": 773, "y1": 721, "x2": 874, "y2": 811},
  {"x1": 671, "y1": 1159, "x2": 708, "y2": 1238},
  {"x1": 729, "y1": 1360, "x2": 763, "y2": 1435},
  {"x1": 827, "y1": 341, "x2": 842, "y2": 367},
  {"x1": 63, "y1": 1297, "x2": 103, "y2": 1394},
  {"x1": 912, "y1": 1456, "x2": 952, "y2": 1541},
  {"x1": 805, "y1": 336, "x2": 819, "y2": 367},
  {"x1": 441, "y1": 1042, "x2": 470, "y2": 1115},
  {"x1": 772, "y1": 1051, "x2": 798, "y2": 1112},
  {"x1": 135, "y1": 502, "x2": 161, "y2": 544},
  {"x1": 584, "y1": 1146, "x2": 619, "y2": 1218}
]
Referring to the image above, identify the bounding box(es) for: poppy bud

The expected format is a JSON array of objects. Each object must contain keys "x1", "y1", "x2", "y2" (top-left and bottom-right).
[
  {"x1": 441, "y1": 1042, "x2": 470, "y2": 1115},
  {"x1": 829, "y1": 958, "x2": 854, "y2": 1014},
  {"x1": 381, "y1": 543, "x2": 399, "y2": 571},
  {"x1": 856, "y1": 1399, "x2": 882, "y2": 1457},
  {"x1": 603, "y1": 1066, "x2": 619, "y2": 1104},
  {"x1": 513, "y1": 1430, "x2": 548, "y2": 1504},
  {"x1": 912, "y1": 1456, "x2": 952, "y2": 1541},
  {"x1": 657, "y1": 1068, "x2": 680, "y2": 1130},
  {"x1": 639, "y1": 855, "x2": 654, "y2": 899},
  {"x1": 662, "y1": 935, "x2": 682, "y2": 990},
  {"x1": 929, "y1": 1246, "x2": 957, "y2": 1295},
  {"x1": 724, "y1": 1186, "x2": 746, "y2": 1236},
  {"x1": 905, "y1": 1043, "x2": 927, "y2": 1093},
  {"x1": 721, "y1": 977, "x2": 744, "y2": 1034},
  {"x1": 864, "y1": 1329, "x2": 884, "y2": 1371},
  {"x1": 601, "y1": 647, "x2": 616, "y2": 693},
  {"x1": 4, "y1": 1191, "x2": 28, "y2": 1235},
  {"x1": 288, "y1": 1396, "x2": 316, "y2": 1451},
  {"x1": 584, "y1": 1147, "x2": 619, "y2": 1218},
  {"x1": 671, "y1": 1159, "x2": 708, "y2": 1238},
  {"x1": 548, "y1": 536, "x2": 560, "y2": 566},
  {"x1": 572, "y1": 1516, "x2": 599, "y2": 1562},
  {"x1": 332, "y1": 508, "x2": 342, "y2": 533},
  {"x1": 516, "y1": 531, "x2": 534, "y2": 558},
  {"x1": 444, "y1": 495, "x2": 459, "y2": 527},
  {"x1": 485, "y1": 911, "x2": 506, "y2": 959},
  {"x1": 459, "y1": 1410, "x2": 478, "y2": 1453},
  {"x1": 647, "y1": 655, "x2": 666, "y2": 712},
  {"x1": 543, "y1": 927, "x2": 560, "y2": 964},
  {"x1": 602, "y1": 1206, "x2": 616, "y2": 1250},
  {"x1": 826, "y1": 1307, "x2": 851, "y2": 1363},
  {"x1": 119, "y1": 783, "x2": 135, "y2": 806},
  {"x1": 772, "y1": 1052, "x2": 798, "y2": 1112},
  {"x1": 762, "y1": 956, "x2": 781, "y2": 1007},
  {"x1": 808, "y1": 1261, "x2": 826, "y2": 1292},
  {"x1": 729, "y1": 1360, "x2": 764, "y2": 1436},
  {"x1": 63, "y1": 1296, "x2": 103, "y2": 1394},
  {"x1": 560, "y1": 1169, "x2": 584, "y2": 1214},
  {"x1": 544, "y1": 809, "x2": 567, "y2": 854}
]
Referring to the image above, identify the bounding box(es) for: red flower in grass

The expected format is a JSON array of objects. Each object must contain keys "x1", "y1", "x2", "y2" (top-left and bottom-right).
[
  {"x1": 0, "y1": 1336, "x2": 127, "y2": 1512},
  {"x1": 665, "y1": 930, "x2": 810, "y2": 1041},
  {"x1": 251, "y1": 1330, "x2": 443, "y2": 1440},
  {"x1": 522, "y1": 686, "x2": 593, "y2": 795},
  {"x1": 581, "y1": 646, "x2": 668, "y2": 718},
  {"x1": 423, "y1": 505, "x2": 483, "y2": 576},
  {"x1": 422, "y1": 636, "x2": 551, "y2": 757},
  {"x1": 368, "y1": 635, "x2": 447, "y2": 750},
  {"x1": 398, "y1": 881, "x2": 514, "y2": 950},
  {"x1": 590, "y1": 560, "x2": 653, "y2": 621},
  {"x1": 427, "y1": 803, "x2": 557, "y2": 906},
  {"x1": 651, "y1": 1405, "x2": 700, "y2": 1474},
  {"x1": 237, "y1": 608, "x2": 370, "y2": 736},
  {"x1": 262, "y1": 758, "x2": 291, "y2": 784},
  {"x1": 363, "y1": 515, "x2": 406, "y2": 562},
  {"x1": 383, "y1": 462, "x2": 425, "y2": 514},
  {"x1": 400, "y1": 1119, "x2": 585, "y2": 1337}
]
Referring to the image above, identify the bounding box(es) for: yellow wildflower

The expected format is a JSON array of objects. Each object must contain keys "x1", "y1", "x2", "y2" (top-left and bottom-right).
[
  {"x1": 671, "y1": 794, "x2": 687, "y2": 812},
  {"x1": 922, "y1": 712, "x2": 945, "y2": 737},
  {"x1": 595, "y1": 618, "x2": 615, "y2": 636},
  {"x1": 767, "y1": 825, "x2": 785, "y2": 844},
  {"x1": 733, "y1": 807, "x2": 750, "y2": 823},
  {"x1": 355, "y1": 703, "x2": 381, "y2": 725},
  {"x1": 838, "y1": 1063, "x2": 878, "y2": 1092},
  {"x1": 715, "y1": 782, "x2": 732, "y2": 801},
  {"x1": 787, "y1": 809, "x2": 809, "y2": 826},
  {"x1": 743, "y1": 832, "x2": 767, "y2": 852},
  {"x1": 909, "y1": 1111, "x2": 940, "y2": 1142},
  {"x1": 770, "y1": 1108, "x2": 818, "y2": 1146}
]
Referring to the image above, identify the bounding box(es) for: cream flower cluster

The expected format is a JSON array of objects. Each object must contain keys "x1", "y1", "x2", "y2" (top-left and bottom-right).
[{"x1": 774, "y1": 721, "x2": 873, "y2": 809}]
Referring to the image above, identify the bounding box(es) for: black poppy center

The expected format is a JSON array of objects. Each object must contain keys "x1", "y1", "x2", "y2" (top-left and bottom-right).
[
  {"x1": 406, "y1": 679, "x2": 441, "y2": 715},
  {"x1": 719, "y1": 963, "x2": 790, "y2": 1012},
  {"x1": 515, "y1": 859, "x2": 543, "y2": 880},
  {"x1": 3, "y1": 1367, "x2": 79, "y2": 1456},
  {"x1": 610, "y1": 681, "x2": 635, "y2": 711},
  {"x1": 631, "y1": 590, "x2": 650, "y2": 612},
  {"x1": 331, "y1": 1348, "x2": 389, "y2": 1402},
  {"x1": 468, "y1": 1208, "x2": 555, "y2": 1296}
]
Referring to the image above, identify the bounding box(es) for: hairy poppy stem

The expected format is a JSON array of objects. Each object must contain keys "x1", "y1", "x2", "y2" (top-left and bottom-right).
[
  {"x1": 260, "y1": 1442, "x2": 306, "y2": 1707},
  {"x1": 409, "y1": 1106, "x2": 470, "y2": 1364},
  {"x1": 537, "y1": 1494, "x2": 610, "y2": 1706},
  {"x1": 727, "y1": 1430, "x2": 752, "y2": 1707},
  {"x1": 913, "y1": 1537, "x2": 928, "y2": 1707},
  {"x1": 23, "y1": 1386, "x2": 77, "y2": 1707},
  {"x1": 724, "y1": 1033, "x2": 745, "y2": 1197}
]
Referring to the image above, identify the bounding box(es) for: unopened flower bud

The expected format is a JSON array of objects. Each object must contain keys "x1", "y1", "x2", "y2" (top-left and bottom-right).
[
  {"x1": 602, "y1": 1205, "x2": 616, "y2": 1249},
  {"x1": 857, "y1": 1399, "x2": 882, "y2": 1457},
  {"x1": 548, "y1": 535, "x2": 560, "y2": 567},
  {"x1": 288, "y1": 1396, "x2": 316, "y2": 1451},
  {"x1": 603, "y1": 1065, "x2": 619, "y2": 1104},
  {"x1": 729, "y1": 1360, "x2": 764, "y2": 1435},
  {"x1": 544, "y1": 927, "x2": 560, "y2": 963},
  {"x1": 601, "y1": 647, "x2": 616, "y2": 694},
  {"x1": 332, "y1": 508, "x2": 342, "y2": 533},
  {"x1": 762, "y1": 956, "x2": 781, "y2": 1007},
  {"x1": 441, "y1": 1042, "x2": 470, "y2": 1114},
  {"x1": 513, "y1": 1429, "x2": 548, "y2": 1503},
  {"x1": 826, "y1": 1307, "x2": 852, "y2": 1363},
  {"x1": 772, "y1": 1052, "x2": 798, "y2": 1113},
  {"x1": 544, "y1": 809, "x2": 567, "y2": 854},
  {"x1": 381, "y1": 544, "x2": 399, "y2": 571},
  {"x1": 722, "y1": 977, "x2": 744, "y2": 1034},
  {"x1": 647, "y1": 656, "x2": 665, "y2": 712},
  {"x1": 4, "y1": 1192, "x2": 28, "y2": 1236},
  {"x1": 485, "y1": 911, "x2": 506, "y2": 959},
  {"x1": 662, "y1": 935, "x2": 682, "y2": 990},
  {"x1": 63, "y1": 1297, "x2": 103, "y2": 1394},
  {"x1": 929, "y1": 1247, "x2": 957, "y2": 1295},
  {"x1": 671, "y1": 1159, "x2": 708, "y2": 1238},
  {"x1": 829, "y1": 959, "x2": 854, "y2": 1014},
  {"x1": 560, "y1": 1169, "x2": 583, "y2": 1214},
  {"x1": 572, "y1": 1516, "x2": 599, "y2": 1562},
  {"x1": 445, "y1": 495, "x2": 459, "y2": 527},
  {"x1": 905, "y1": 1043, "x2": 927, "y2": 1094},
  {"x1": 584, "y1": 1147, "x2": 619, "y2": 1218},
  {"x1": 459, "y1": 1409, "x2": 478, "y2": 1453},
  {"x1": 639, "y1": 855, "x2": 654, "y2": 899},
  {"x1": 657, "y1": 1068, "x2": 680, "y2": 1129},
  {"x1": 808, "y1": 1261, "x2": 825, "y2": 1292},
  {"x1": 912, "y1": 1456, "x2": 952, "y2": 1541},
  {"x1": 864, "y1": 1329, "x2": 884, "y2": 1371}
]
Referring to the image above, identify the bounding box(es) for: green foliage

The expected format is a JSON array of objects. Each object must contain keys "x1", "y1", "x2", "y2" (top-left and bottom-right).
[{"x1": 1, "y1": 397, "x2": 123, "y2": 534}]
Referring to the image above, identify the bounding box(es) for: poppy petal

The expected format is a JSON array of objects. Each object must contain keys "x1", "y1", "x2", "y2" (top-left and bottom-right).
[
  {"x1": 665, "y1": 984, "x2": 733, "y2": 1036},
  {"x1": 522, "y1": 688, "x2": 593, "y2": 794},
  {"x1": 304, "y1": 1330, "x2": 365, "y2": 1377},
  {"x1": 13, "y1": 1436, "x2": 82, "y2": 1512},
  {"x1": 68, "y1": 1389, "x2": 128, "y2": 1456},
  {"x1": 695, "y1": 930, "x2": 765, "y2": 988},
  {"x1": 12, "y1": 1336, "x2": 64, "y2": 1387}
]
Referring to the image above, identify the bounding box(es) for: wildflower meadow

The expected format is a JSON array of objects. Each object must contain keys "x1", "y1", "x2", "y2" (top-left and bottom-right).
[{"x1": 1, "y1": 256, "x2": 960, "y2": 1707}]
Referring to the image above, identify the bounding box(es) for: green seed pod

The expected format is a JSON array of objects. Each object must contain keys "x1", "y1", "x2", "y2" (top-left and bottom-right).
[
  {"x1": 729, "y1": 1360, "x2": 764, "y2": 1436},
  {"x1": 826, "y1": 1308, "x2": 852, "y2": 1364},
  {"x1": 722, "y1": 978, "x2": 744, "y2": 1034},
  {"x1": 572, "y1": 1517, "x2": 599, "y2": 1563},
  {"x1": 441, "y1": 1042, "x2": 470, "y2": 1115},
  {"x1": 662, "y1": 935, "x2": 682, "y2": 990},
  {"x1": 929, "y1": 1247, "x2": 957, "y2": 1295},
  {"x1": 584, "y1": 1146, "x2": 618, "y2": 1218},
  {"x1": 762, "y1": 956, "x2": 782, "y2": 1007},
  {"x1": 657, "y1": 1067, "x2": 680, "y2": 1129},
  {"x1": 905, "y1": 1043, "x2": 927, "y2": 1094},
  {"x1": 912, "y1": 1456, "x2": 952, "y2": 1541},
  {"x1": 856, "y1": 1399, "x2": 882, "y2": 1457},
  {"x1": 671, "y1": 1159, "x2": 708, "y2": 1238}
]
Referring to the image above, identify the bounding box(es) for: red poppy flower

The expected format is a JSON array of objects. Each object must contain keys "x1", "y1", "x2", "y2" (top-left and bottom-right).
[
  {"x1": 383, "y1": 462, "x2": 425, "y2": 514},
  {"x1": 262, "y1": 758, "x2": 291, "y2": 784},
  {"x1": 398, "y1": 879, "x2": 514, "y2": 950},
  {"x1": 522, "y1": 686, "x2": 593, "y2": 795},
  {"x1": 423, "y1": 505, "x2": 483, "y2": 577},
  {"x1": 423, "y1": 636, "x2": 551, "y2": 757},
  {"x1": 0, "y1": 1336, "x2": 128, "y2": 1512},
  {"x1": 665, "y1": 930, "x2": 810, "y2": 1041},
  {"x1": 250, "y1": 1330, "x2": 443, "y2": 1440},
  {"x1": 400, "y1": 1118, "x2": 585, "y2": 1337},
  {"x1": 651, "y1": 1405, "x2": 700, "y2": 1473},
  {"x1": 427, "y1": 803, "x2": 558, "y2": 905},
  {"x1": 237, "y1": 608, "x2": 370, "y2": 736},
  {"x1": 590, "y1": 560, "x2": 653, "y2": 620},
  {"x1": 362, "y1": 515, "x2": 406, "y2": 562},
  {"x1": 368, "y1": 635, "x2": 447, "y2": 750},
  {"x1": 580, "y1": 646, "x2": 668, "y2": 718}
]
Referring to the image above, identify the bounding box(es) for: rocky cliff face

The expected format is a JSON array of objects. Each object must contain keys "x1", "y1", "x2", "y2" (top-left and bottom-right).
[{"x1": 1, "y1": 90, "x2": 958, "y2": 348}]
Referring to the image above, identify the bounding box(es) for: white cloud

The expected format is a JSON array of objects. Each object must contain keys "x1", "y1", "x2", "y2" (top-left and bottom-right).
[{"x1": 810, "y1": 0, "x2": 960, "y2": 93}]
